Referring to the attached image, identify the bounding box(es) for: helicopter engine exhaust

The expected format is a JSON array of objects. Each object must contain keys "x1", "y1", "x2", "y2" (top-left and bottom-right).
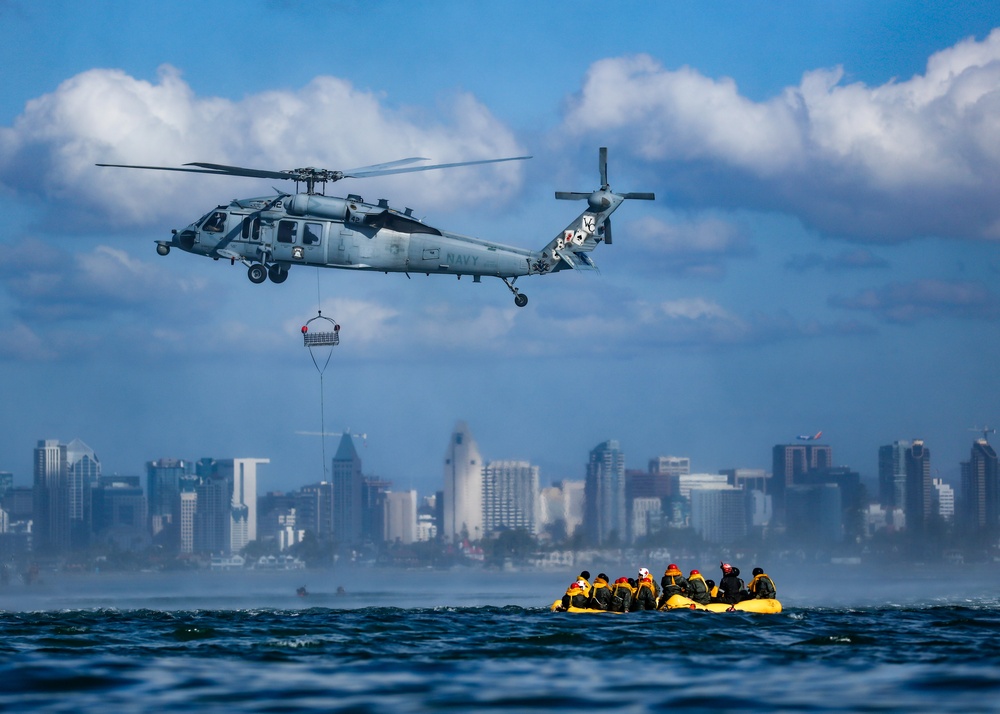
[{"x1": 286, "y1": 194, "x2": 350, "y2": 221}]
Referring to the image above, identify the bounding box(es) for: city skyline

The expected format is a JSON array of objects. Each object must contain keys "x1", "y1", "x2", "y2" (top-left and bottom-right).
[{"x1": 1, "y1": 3, "x2": 999, "y2": 500}]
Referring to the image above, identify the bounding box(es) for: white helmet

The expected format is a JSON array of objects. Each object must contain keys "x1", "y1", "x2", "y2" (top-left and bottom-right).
[{"x1": 638, "y1": 567, "x2": 650, "y2": 578}]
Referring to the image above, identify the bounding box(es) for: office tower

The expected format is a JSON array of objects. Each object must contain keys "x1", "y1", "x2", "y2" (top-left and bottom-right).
[
  {"x1": 33, "y1": 440, "x2": 68, "y2": 554},
  {"x1": 384, "y1": 490, "x2": 418, "y2": 544},
  {"x1": 482, "y1": 460, "x2": 539, "y2": 535},
  {"x1": 786, "y1": 483, "x2": 843, "y2": 544},
  {"x1": 91, "y1": 475, "x2": 148, "y2": 551},
  {"x1": 0, "y1": 472, "x2": 12, "y2": 498},
  {"x1": 194, "y1": 475, "x2": 231, "y2": 554},
  {"x1": 331, "y1": 434, "x2": 363, "y2": 545},
  {"x1": 690, "y1": 487, "x2": 747, "y2": 544},
  {"x1": 297, "y1": 481, "x2": 333, "y2": 539},
  {"x1": 961, "y1": 438, "x2": 999, "y2": 531},
  {"x1": 65, "y1": 439, "x2": 99, "y2": 548},
  {"x1": 904, "y1": 440, "x2": 932, "y2": 533},
  {"x1": 630, "y1": 497, "x2": 662, "y2": 542},
  {"x1": 932, "y1": 478, "x2": 954, "y2": 521},
  {"x1": 178, "y1": 490, "x2": 197, "y2": 554},
  {"x1": 147, "y1": 458, "x2": 188, "y2": 536},
  {"x1": 193, "y1": 457, "x2": 267, "y2": 555},
  {"x1": 584, "y1": 440, "x2": 626, "y2": 546},
  {"x1": 772, "y1": 444, "x2": 832, "y2": 491},
  {"x1": 442, "y1": 421, "x2": 483, "y2": 543},
  {"x1": 878, "y1": 441, "x2": 909, "y2": 511},
  {"x1": 362, "y1": 476, "x2": 391, "y2": 544}
]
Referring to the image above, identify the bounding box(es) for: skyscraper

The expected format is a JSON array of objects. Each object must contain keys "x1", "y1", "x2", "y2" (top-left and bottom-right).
[
  {"x1": 33, "y1": 439, "x2": 67, "y2": 554},
  {"x1": 904, "y1": 440, "x2": 932, "y2": 534},
  {"x1": 192, "y1": 457, "x2": 267, "y2": 555},
  {"x1": 961, "y1": 438, "x2": 998, "y2": 532},
  {"x1": 584, "y1": 440, "x2": 626, "y2": 546},
  {"x1": 147, "y1": 458, "x2": 188, "y2": 535},
  {"x1": 65, "y1": 438, "x2": 99, "y2": 548},
  {"x1": 331, "y1": 434, "x2": 363, "y2": 545},
  {"x1": 878, "y1": 441, "x2": 909, "y2": 511},
  {"x1": 442, "y1": 421, "x2": 483, "y2": 543},
  {"x1": 384, "y1": 490, "x2": 418, "y2": 544},
  {"x1": 482, "y1": 460, "x2": 539, "y2": 535}
]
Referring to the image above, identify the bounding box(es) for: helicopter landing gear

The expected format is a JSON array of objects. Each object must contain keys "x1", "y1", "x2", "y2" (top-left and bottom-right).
[
  {"x1": 268, "y1": 264, "x2": 289, "y2": 284},
  {"x1": 502, "y1": 277, "x2": 528, "y2": 308},
  {"x1": 247, "y1": 263, "x2": 267, "y2": 284}
]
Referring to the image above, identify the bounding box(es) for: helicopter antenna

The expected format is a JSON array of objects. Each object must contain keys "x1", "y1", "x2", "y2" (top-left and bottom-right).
[{"x1": 969, "y1": 425, "x2": 996, "y2": 442}]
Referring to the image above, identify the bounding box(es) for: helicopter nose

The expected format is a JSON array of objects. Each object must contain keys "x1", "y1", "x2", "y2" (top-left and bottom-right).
[{"x1": 176, "y1": 229, "x2": 196, "y2": 251}]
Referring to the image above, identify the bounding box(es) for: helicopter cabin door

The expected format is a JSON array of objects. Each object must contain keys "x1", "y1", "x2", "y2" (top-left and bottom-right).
[{"x1": 269, "y1": 219, "x2": 326, "y2": 266}]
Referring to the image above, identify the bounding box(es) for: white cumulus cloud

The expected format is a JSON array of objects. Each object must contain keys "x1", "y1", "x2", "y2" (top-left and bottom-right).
[
  {"x1": 562, "y1": 30, "x2": 1000, "y2": 242},
  {"x1": 0, "y1": 66, "x2": 529, "y2": 227}
]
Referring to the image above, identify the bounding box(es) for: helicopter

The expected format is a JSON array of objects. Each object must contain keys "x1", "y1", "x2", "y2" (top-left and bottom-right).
[{"x1": 96, "y1": 147, "x2": 653, "y2": 307}]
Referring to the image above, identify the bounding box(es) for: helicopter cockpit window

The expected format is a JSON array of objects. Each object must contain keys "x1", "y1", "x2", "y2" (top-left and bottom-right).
[
  {"x1": 241, "y1": 215, "x2": 261, "y2": 241},
  {"x1": 303, "y1": 222, "x2": 322, "y2": 245},
  {"x1": 203, "y1": 211, "x2": 227, "y2": 233},
  {"x1": 277, "y1": 220, "x2": 298, "y2": 244}
]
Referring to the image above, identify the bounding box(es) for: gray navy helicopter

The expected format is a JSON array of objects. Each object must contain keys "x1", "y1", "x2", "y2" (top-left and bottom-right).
[{"x1": 97, "y1": 147, "x2": 653, "y2": 307}]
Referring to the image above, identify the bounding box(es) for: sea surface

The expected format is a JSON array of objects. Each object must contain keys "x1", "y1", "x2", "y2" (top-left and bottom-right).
[{"x1": 1, "y1": 564, "x2": 998, "y2": 712}]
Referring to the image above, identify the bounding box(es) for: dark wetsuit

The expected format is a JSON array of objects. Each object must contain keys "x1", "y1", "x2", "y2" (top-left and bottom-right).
[{"x1": 718, "y1": 573, "x2": 745, "y2": 604}]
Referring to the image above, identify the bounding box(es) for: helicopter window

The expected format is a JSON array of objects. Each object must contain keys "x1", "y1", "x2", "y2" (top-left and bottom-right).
[
  {"x1": 241, "y1": 215, "x2": 261, "y2": 241},
  {"x1": 363, "y1": 210, "x2": 442, "y2": 236},
  {"x1": 277, "y1": 220, "x2": 298, "y2": 244},
  {"x1": 203, "y1": 211, "x2": 227, "y2": 233},
  {"x1": 303, "y1": 222, "x2": 323, "y2": 245}
]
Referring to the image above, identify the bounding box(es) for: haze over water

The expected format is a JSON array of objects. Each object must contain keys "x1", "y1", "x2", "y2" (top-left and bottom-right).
[{"x1": 2, "y1": 564, "x2": 998, "y2": 712}]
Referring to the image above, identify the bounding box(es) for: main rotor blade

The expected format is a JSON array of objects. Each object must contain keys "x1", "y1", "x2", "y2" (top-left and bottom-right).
[
  {"x1": 622, "y1": 192, "x2": 656, "y2": 200},
  {"x1": 95, "y1": 162, "x2": 290, "y2": 178},
  {"x1": 599, "y1": 147, "x2": 608, "y2": 187},
  {"x1": 340, "y1": 157, "x2": 430, "y2": 174},
  {"x1": 343, "y1": 155, "x2": 531, "y2": 179}
]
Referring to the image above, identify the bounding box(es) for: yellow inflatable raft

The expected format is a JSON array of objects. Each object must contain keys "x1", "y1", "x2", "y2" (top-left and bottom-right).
[
  {"x1": 662, "y1": 594, "x2": 782, "y2": 613},
  {"x1": 549, "y1": 600, "x2": 619, "y2": 613}
]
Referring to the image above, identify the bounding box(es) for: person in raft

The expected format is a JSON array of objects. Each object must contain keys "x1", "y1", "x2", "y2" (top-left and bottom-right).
[
  {"x1": 609, "y1": 577, "x2": 635, "y2": 612},
  {"x1": 747, "y1": 567, "x2": 777, "y2": 599},
  {"x1": 586, "y1": 573, "x2": 614, "y2": 610},
  {"x1": 718, "y1": 562, "x2": 746, "y2": 605},
  {"x1": 685, "y1": 569, "x2": 712, "y2": 605},
  {"x1": 577, "y1": 570, "x2": 593, "y2": 598},
  {"x1": 631, "y1": 567, "x2": 659, "y2": 611},
  {"x1": 556, "y1": 579, "x2": 590, "y2": 611},
  {"x1": 657, "y1": 563, "x2": 689, "y2": 608}
]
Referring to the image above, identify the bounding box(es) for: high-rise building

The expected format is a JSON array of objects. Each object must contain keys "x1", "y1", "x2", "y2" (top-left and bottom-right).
[
  {"x1": 297, "y1": 481, "x2": 332, "y2": 540},
  {"x1": 442, "y1": 421, "x2": 483, "y2": 543},
  {"x1": 147, "y1": 458, "x2": 189, "y2": 536},
  {"x1": 690, "y1": 487, "x2": 747, "y2": 544},
  {"x1": 961, "y1": 438, "x2": 999, "y2": 532},
  {"x1": 332, "y1": 435, "x2": 363, "y2": 545},
  {"x1": 932, "y1": 478, "x2": 954, "y2": 521},
  {"x1": 584, "y1": 440, "x2": 626, "y2": 546},
  {"x1": 786, "y1": 483, "x2": 843, "y2": 544},
  {"x1": 362, "y1": 475, "x2": 391, "y2": 544},
  {"x1": 178, "y1": 490, "x2": 197, "y2": 554},
  {"x1": 482, "y1": 460, "x2": 539, "y2": 535},
  {"x1": 384, "y1": 490, "x2": 418, "y2": 544},
  {"x1": 91, "y1": 475, "x2": 148, "y2": 551},
  {"x1": 65, "y1": 439, "x2": 99, "y2": 549},
  {"x1": 878, "y1": 441, "x2": 909, "y2": 511},
  {"x1": 33, "y1": 439, "x2": 67, "y2": 554},
  {"x1": 904, "y1": 440, "x2": 932, "y2": 534},
  {"x1": 192, "y1": 457, "x2": 266, "y2": 555}
]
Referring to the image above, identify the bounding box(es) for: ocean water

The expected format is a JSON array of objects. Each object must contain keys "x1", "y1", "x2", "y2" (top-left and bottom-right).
[{"x1": 1, "y1": 565, "x2": 998, "y2": 712}]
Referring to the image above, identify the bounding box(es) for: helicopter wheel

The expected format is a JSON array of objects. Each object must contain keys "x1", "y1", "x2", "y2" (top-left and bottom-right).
[
  {"x1": 268, "y1": 264, "x2": 289, "y2": 284},
  {"x1": 247, "y1": 263, "x2": 268, "y2": 284},
  {"x1": 514, "y1": 293, "x2": 528, "y2": 308}
]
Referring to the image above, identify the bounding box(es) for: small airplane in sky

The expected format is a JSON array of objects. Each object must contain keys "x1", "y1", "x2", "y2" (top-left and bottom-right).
[
  {"x1": 96, "y1": 147, "x2": 653, "y2": 307},
  {"x1": 796, "y1": 431, "x2": 823, "y2": 441}
]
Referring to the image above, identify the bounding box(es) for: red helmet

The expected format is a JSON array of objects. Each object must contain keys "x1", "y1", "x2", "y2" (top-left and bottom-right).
[
  {"x1": 668, "y1": 563, "x2": 679, "y2": 570},
  {"x1": 690, "y1": 569, "x2": 700, "y2": 575},
  {"x1": 721, "y1": 562, "x2": 733, "y2": 574}
]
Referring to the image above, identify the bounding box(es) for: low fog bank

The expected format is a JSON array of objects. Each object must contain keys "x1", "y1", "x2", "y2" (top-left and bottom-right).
[{"x1": 0, "y1": 563, "x2": 995, "y2": 612}]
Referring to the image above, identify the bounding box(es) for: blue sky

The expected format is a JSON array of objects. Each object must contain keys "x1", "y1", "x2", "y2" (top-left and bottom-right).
[{"x1": 2, "y1": 0, "x2": 999, "y2": 495}]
